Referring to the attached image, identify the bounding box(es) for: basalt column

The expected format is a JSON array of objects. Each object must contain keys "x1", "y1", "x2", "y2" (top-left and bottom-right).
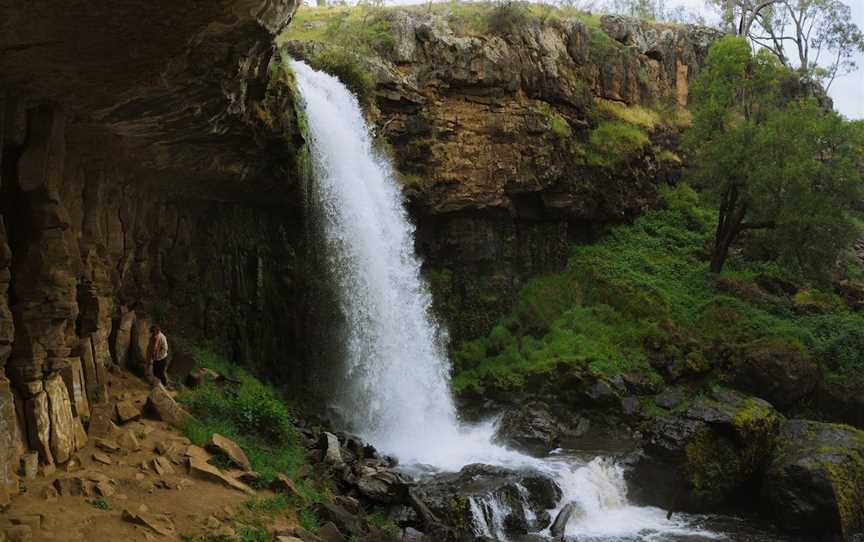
[{"x1": 4, "y1": 105, "x2": 89, "y2": 467}]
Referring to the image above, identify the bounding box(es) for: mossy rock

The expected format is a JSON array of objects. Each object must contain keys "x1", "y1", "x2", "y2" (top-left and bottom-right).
[
  {"x1": 762, "y1": 419, "x2": 864, "y2": 540},
  {"x1": 629, "y1": 389, "x2": 780, "y2": 511}
]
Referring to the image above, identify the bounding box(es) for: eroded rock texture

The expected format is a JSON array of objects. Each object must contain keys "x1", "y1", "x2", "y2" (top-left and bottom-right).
[
  {"x1": 0, "y1": 0, "x2": 302, "y2": 491},
  {"x1": 286, "y1": 12, "x2": 720, "y2": 339}
]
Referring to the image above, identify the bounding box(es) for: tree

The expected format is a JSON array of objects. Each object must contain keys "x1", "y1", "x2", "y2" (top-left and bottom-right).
[
  {"x1": 685, "y1": 37, "x2": 863, "y2": 275},
  {"x1": 708, "y1": 0, "x2": 864, "y2": 90}
]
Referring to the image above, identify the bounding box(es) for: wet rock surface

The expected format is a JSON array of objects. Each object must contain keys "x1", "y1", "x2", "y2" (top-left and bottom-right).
[
  {"x1": 762, "y1": 420, "x2": 864, "y2": 540},
  {"x1": 413, "y1": 463, "x2": 562, "y2": 537},
  {"x1": 627, "y1": 388, "x2": 780, "y2": 511}
]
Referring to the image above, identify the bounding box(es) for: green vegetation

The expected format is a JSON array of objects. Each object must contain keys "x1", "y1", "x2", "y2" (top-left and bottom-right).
[
  {"x1": 452, "y1": 184, "x2": 864, "y2": 396},
  {"x1": 586, "y1": 120, "x2": 650, "y2": 168},
  {"x1": 177, "y1": 345, "x2": 319, "y2": 493},
  {"x1": 306, "y1": 48, "x2": 375, "y2": 105},
  {"x1": 686, "y1": 36, "x2": 863, "y2": 274}
]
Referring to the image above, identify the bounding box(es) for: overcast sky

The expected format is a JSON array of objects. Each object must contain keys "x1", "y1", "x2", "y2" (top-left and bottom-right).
[{"x1": 664, "y1": 0, "x2": 863, "y2": 119}]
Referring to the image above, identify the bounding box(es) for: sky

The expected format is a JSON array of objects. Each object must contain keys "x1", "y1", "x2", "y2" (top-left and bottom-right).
[{"x1": 664, "y1": 0, "x2": 863, "y2": 119}]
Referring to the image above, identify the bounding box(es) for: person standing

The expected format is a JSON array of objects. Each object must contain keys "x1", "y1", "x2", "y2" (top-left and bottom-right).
[{"x1": 147, "y1": 325, "x2": 170, "y2": 387}]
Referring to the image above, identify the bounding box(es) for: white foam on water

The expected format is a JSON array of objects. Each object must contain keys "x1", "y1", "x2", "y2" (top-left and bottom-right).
[{"x1": 291, "y1": 58, "x2": 725, "y2": 542}]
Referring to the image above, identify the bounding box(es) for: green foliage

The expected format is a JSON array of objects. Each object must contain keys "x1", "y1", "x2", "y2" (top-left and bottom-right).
[
  {"x1": 367, "y1": 510, "x2": 401, "y2": 538},
  {"x1": 299, "y1": 508, "x2": 321, "y2": 532},
  {"x1": 307, "y1": 48, "x2": 375, "y2": 104},
  {"x1": 451, "y1": 184, "x2": 864, "y2": 395},
  {"x1": 587, "y1": 121, "x2": 649, "y2": 168},
  {"x1": 686, "y1": 36, "x2": 863, "y2": 276},
  {"x1": 484, "y1": 1, "x2": 531, "y2": 35},
  {"x1": 90, "y1": 497, "x2": 110, "y2": 511},
  {"x1": 177, "y1": 346, "x2": 306, "y2": 485}
]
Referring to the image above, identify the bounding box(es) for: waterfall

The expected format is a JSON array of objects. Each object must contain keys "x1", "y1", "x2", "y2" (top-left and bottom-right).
[{"x1": 291, "y1": 59, "x2": 724, "y2": 541}]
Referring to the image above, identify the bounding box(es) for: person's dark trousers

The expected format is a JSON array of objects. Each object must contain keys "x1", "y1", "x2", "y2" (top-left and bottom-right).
[{"x1": 153, "y1": 358, "x2": 169, "y2": 387}]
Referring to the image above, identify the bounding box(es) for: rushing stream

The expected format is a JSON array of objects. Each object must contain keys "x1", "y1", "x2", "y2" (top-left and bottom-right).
[{"x1": 291, "y1": 59, "x2": 792, "y2": 542}]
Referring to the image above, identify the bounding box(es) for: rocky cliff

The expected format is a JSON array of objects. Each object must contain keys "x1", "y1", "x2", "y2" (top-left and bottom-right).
[
  {"x1": 285, "y1": 8, "x2": 720, "y2": 340},
  {"x1": 0, "y1": 0, "x2": 304, "y2": 504}
]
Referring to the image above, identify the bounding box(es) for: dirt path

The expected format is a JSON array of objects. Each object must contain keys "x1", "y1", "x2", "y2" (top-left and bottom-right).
[{"x1": 1, "y1": 369, "x2": 295, "y2": 542}]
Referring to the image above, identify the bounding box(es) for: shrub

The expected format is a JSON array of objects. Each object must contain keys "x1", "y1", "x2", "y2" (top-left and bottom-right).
[
  {"x1": 177, "y1": 346, "x2": 306, "y2": 484},
  {"x1": 484, "y1": 1, "x2": 531, "y2": 36},
  {"x1": 587, "y1": 121, "x2": 649, "y2": 168},
  {"x1": 307, "y1": 48, "x2": 375, "y2": 104}
]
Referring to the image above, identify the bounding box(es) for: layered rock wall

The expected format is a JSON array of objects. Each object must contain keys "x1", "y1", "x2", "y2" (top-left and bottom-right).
[
  {"x1": 0, "y1": 0, "x2": 303, "y2": 501},
  {"x1": 286, "y1": 11, "x2": 720, "y2": 340}
]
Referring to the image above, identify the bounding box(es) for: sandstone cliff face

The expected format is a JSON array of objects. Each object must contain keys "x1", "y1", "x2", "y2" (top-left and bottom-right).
[
  {"x1": 0, "y1": 0, "x2": 302, "y2": 502},
  {"x1": 285, "y1": 10, "x2": 720, "y2": 340}
]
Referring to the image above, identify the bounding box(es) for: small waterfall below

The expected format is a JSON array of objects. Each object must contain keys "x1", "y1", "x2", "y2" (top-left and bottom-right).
[{"x1": 291, "y1": 58, "x2": 725, "y2": 541}]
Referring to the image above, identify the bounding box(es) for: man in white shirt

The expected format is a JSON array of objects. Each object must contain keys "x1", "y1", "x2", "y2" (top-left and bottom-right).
[{"x1": 147, "y1": 325, "x2": 170, "y2": 387}]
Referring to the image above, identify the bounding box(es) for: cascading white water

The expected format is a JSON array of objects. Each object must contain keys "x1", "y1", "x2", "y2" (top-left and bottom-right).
[{"x1": 291, "y1": 58, "x2": 723, "y2": 541}]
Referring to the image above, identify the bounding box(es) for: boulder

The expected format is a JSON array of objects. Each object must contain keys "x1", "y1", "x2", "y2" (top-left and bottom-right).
[
  {"x1": 312, "y1": 503, "x2": 361, "y2": 537},
  {"x1": 115, "y1": 400, "x2": 141, "y2": 423},
  {"x1": 187, "y1": 454, "x2": 254, "y2": 495},
  {"x1": 44, "y1": 373, "x2": 77, "y2": 464},
  {"x1": 206, "y1": 433, "x2": 251, "y2": 471},
  {"x1": 494, "y1": 404, "x2": 563, "y2": 456},
  {"x1": 321, "y1": 432, "x2": 343, "y2": 465},
  {"x1": 317, "y1": 523, "x2": 347, "y2": 542},
  {"x1": 728, "y1": 338, "x2": 819, "y2": 409},
  {"x1": 413, "y1": 464, "x2": 561, "y2": 537},
  {"x1": 145, "y1": 383, "x2": 192, "y2": 428},
  {"x1": 549, "y1": 502, "x2": 584, "y2": 539},
  {"x1": 122, "y1": 508, "x2": 175, "y2": 537},
  {"x1": 627, "y1": 388, "x2": 780, "y2": 511},
  {"x1": 762, "y1": 420, "x2": 864, "y2": 540},
  {"x1": 654, "y1": 387, "x2": 687, "y2": 410},
  {"x1": 356, "y1": 468, "x2": 412, "y2": 504},
  {"x1": 86, "y1": 404, "x2": 117, "y2": 438}
]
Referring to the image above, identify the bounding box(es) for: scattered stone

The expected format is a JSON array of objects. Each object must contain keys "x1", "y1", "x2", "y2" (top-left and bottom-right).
[
  {"x1": 356, "y1": 469, "x2": 411, "y2": 504},
  {"x1": 21, "y1": 452, "x2": 38, "y2": 480},
  {"x1": 238, "y1": 471, "x2": 261, "y2": 486},
  {"x1": 205, "y1": 516, "x2": 221, "y2": 529},
  {"x1": 115, "y1": 401, "x2": 141, "y2": 423},
  {"x1": 276, "y1": 537, "x2": 304, "y2": 542},
  {"x1": 86, "y1": 405, "x2": 117, "y2": 439},
  {"x1": 44, "y1": 373, "x2": 77, "y2": 465},
  {"x1": 312, "y1": 503, "x2": 361, "y2": 535},
  {"x1": 152, "y1": 456, "x2": 175, "y2": 476},
  {"x1": 206, "y1": 433, "x2": 251, "y2": 471},
  {"x1": 41, "y1": 486, "x2": 58, "y2": 501},
  {"x1": 621, "y1": 396, "x2": 642, "y2": 416},
  {"x1": 321, "y1": 432, "x2": 343, "y2": 465},
  {"x1": 655, "y1": 387, "x2": 687, "y2": 410},
  {"x1": 118, "y1": 430, "x2": 141, "y2": 452},
  {"x1": 270, "y1": 473, "x2": 304, "y2": 499},
  {"x1": 63, "y1": 456, "x2": 81, "y2": 472},
  {"x1": 154, "y1": 440, "x2": 175, "y2": 456},
  {"x1": 121, "y1": 509, "x2": 175, "y2": 537},
  {"x1": 187, "y1": 455, "x2": 254, "y2": 495},
  {"x1": 134, "y1": 473, "x2": 145, "y2": 481},
  {"x1": 5, "y1": 525, "x2": 32, "y2": 542},
  {"x1": 317, "y1": 523, "x2": 347, "y2": 542},
  {"x1": 92, "y1": 452, "x2": 112, "y2": 465},
  {"x1": 145, "y1": 384, "x2": 192, "y2": 428},
  {"x1": 95, "y1": 438, "x2": 120, "y2": 453},
  {"x1": 94, "y1": 480, "x2": 115, "y2": 497}
]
